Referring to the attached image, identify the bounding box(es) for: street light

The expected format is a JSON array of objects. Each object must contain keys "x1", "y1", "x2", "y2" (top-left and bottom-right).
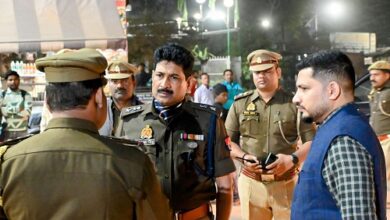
[
  {"x1": 261, "y1": 18, "x2": 271, "y2": 29},
  {"x1": 224, "y1": 0, "x2": 234, "y2": 68}
]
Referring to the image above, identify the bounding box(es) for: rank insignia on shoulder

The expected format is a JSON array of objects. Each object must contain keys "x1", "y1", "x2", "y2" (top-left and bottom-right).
[
  {"x1": 246, "y1": 102, "x2": 256, "y2": 111},
  {"x1": 121, "y1": 105, "x2": 144, "y2": 118},
  {"x1": 234, "y1": 90, "x2": 253, "y2": 101},
  {"x1": 139, "y1": 125, "x2": 155, "y2": 145},
  {"x1": 125, "y1": 105, "x2": 143, "y2": 113},
  {"x1": 180, "y1": 132, "x2": 204, "y2": 141}
]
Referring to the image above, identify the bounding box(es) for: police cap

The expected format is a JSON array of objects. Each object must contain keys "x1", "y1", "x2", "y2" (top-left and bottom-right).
[
  {"x1": 368, "y1": 60, "x2": 390, "y2": 72},
  {"x1": 35, "y1": 48, "x2": 108, "y2": 83},
  {"x1": 105, "y1": 61, "x2": 137, "y2": 80},
  {"x1": 247, "y1": 49, "x2": 282, "y2": 72}
]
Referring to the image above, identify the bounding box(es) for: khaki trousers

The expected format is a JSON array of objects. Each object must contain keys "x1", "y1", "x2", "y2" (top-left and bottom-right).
[
  {"x1": 381, "y1": 138, "x2": 390, "y2": 189},
  {"x1": 238, "y1": 174, "x2": 296, "y2": 220}
]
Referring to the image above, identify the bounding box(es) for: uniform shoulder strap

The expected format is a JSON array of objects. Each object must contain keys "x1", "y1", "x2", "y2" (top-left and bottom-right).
[
  {"x1": 121, "y1": 105, "x2": 144, "y2": 118},
  {"x1": 234, "y1": 90, "x2": 253, "y2": 101},
  {"x1": 189, "y1": 102, "x2": 218, "y2": 115},
  {"x1": 100, "y1": 135, "x2": 146, "y2": 152}
]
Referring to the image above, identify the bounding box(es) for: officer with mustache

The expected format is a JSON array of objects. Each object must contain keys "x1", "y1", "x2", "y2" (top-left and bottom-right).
[
  {"x1": 116, "y1": 43, "x2": 236, "y2": 220},
  {"x1": 99, "y1": 61, "x2": 143, "y2": 136}
]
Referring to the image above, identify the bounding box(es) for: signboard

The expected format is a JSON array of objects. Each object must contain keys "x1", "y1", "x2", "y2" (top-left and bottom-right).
[{"x1": 330, "y1": 32, "x2": 376, "y2": 54}]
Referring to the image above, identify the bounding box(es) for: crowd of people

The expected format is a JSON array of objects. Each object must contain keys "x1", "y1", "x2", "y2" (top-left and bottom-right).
[{"x1": 0, "y1": 43, "x2": 388, "y2": 220}]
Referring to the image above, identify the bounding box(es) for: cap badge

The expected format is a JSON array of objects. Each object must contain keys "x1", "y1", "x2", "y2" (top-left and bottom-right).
[
  {"x1": 256, "y1": 57, "x2": 262, "y2": 64},
  {"x1": 246, "y1": 102, "x2": 256, "y2": 111}
]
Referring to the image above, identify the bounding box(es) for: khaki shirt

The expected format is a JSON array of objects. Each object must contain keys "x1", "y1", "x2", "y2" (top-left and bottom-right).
[
  {"x1": 0, "y1": 118, "x2": 171, "y2": 220},
  {"x1": 369, "y1": 81, "x2": 390, "y2": 135},
  {"x1": 118, "y1": 101, "x2": 236, "y2": 212},
  {"x1": 225, "y1": 89, "x2": 315, "y2": 157}
]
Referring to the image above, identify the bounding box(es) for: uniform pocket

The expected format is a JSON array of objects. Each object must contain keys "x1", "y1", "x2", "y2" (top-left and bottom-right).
[{"x1": 240, "y1": 115, "x2": 260, "y2": 135}]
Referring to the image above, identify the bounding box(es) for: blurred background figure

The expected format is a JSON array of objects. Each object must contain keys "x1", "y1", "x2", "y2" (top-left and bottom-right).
[
  {"x1": 0, "y1": 70, "x2": 32, "y2": 141},
  {"x1": 194, "y1": 72, "x2": 214, "y2": 105},
  {"x1": 135, "y1": 62, "x2": 151, "y2": 88},
  {"x1": 367, "y1": 60, "x2": 390, "y2": 188},
  {"x1": 99, "y1": 61, "x2": 142, "y2": 136},
  {"x1": 212, "y1": 83, "x2": 228, "y2": 121},
  {"x1": 222, "y1": 69, "x2": 243, "y2": 111}
]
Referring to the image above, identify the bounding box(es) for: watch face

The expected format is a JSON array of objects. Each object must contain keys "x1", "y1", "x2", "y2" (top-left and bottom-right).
[{"x1": 292, "y1": 154, "x2": 299, "y2": 164}]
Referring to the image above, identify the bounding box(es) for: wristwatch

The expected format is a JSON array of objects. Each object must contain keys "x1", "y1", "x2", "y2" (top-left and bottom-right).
[{"x1": 291, "y1": 153, "x2": 299, "y2": 166}]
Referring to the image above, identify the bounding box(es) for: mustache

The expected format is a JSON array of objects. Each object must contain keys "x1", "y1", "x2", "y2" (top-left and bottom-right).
[
  {"x1": 157, "y1": 88, "x2": 174, "y2": 94},
  {"x1": 114, "y1": 88, "x2": 127, "y2": 93}
]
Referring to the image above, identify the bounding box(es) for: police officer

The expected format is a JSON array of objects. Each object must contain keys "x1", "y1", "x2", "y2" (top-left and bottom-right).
[
  {"x1": 0, "y1": 48, "x2": 171, "y2": 219},
  {"x1": 368, "y1": 60, "x2": 390, "y2": 184},
  {"x1": 117, "y1": 43, "x2": 236, "y2": 220},
  {"x1": 225, "y1": 49, "x2": 315, "y2": 220},
  {"x1": 0, "y1": 70, "x2": 32, "y2": 141},
  {"x1": 99, "y1": 61, "x2": 143, "y2": 136}
]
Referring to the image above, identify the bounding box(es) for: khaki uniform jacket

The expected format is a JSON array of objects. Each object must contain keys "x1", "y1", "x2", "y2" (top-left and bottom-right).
[
  {"x1": 225, "y1": 89, "x2": 315, "y2": 157},
  {"x1": 0, "y1": 118, "x2": 171, "y2": 220},
  {"x1": 369, "y1": 81, "x2": 390, "y2": 135},
  {"x1": 118, "y1": 101, "x2": 236, "y2": 212}
]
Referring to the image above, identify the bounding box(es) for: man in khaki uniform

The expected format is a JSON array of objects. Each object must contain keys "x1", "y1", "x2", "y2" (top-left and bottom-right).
[
  {"x1": 99, "y1": 61, "x2": 143, "y2": 136},
  {"x1": 0, "y1": 49, "x2": 171, "y2": 220},
  {"x1": 368, "y1": 60, "x2": 390, "y2": 183},
  {"x1": 225, "y1": 49, "x2": 315, "y2": 220},
  {"x1": 117, "y1": 43, "x2": 236, "y2": 220}
]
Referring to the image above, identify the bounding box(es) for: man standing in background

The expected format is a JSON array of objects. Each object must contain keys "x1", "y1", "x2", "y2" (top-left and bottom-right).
[
  {"x1": 0, "y1": 70, "x2": 32, "y2": 141},
  {"x1": 135, "y1": 63, "x2": 151, "y2": 87},
  {"x1": 194, "y1": 72, "x2": 214, "y2": 105},
  {"x1": 368, "y1": 60, "x2": 390, "y2": 188},
  {"x1": 222, "y1": 69, "x2": 243, "y2": 111},
  {"x1": 99, "y1": 61, "x2": 142, "y2": 136},
  {"x1": 225, "y1": 49, "x2": 315, "y2": 220}
]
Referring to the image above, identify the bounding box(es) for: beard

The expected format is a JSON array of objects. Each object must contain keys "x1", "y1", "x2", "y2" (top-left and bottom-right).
[{"x1": 300, "y1": 96, "x2": 330, "y2": 124}]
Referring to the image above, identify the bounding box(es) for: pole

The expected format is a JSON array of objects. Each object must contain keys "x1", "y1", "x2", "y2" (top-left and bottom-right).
[{"x1": 226, "y1": 7, "x2": 231, "y2": 69}]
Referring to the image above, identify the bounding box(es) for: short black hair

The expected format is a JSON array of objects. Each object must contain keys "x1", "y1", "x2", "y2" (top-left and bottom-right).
[
  {"x1": 4, "y1": 70, "x2": 19, "y2": 80},
  {"x1": 153, "y1": 43, "x2": 194, "y2": 79},
  {"x1": 296, "y1": 50, "x2": 355, "y2": 92},
  {"x1": 46, "y1": 78, "x2": 104, "y2": 112},
  {"x1": 212, "y1": 83, "x2": 228, "y2": 97},
  {"x1": 223, "y1": 69, "x2": 233, "y2": 75},
  {"x1": 200, "y1": 72, "x2": 209, "y2": 78}
]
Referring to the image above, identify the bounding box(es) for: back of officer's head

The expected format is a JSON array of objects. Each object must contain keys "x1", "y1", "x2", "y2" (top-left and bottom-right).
[
  {"x1": 296, "y1": 50, "x2": 355, "y2": 94},
  {"x1": 153, "y1": 43, "x2": 194, "y2": 79},
  {"x1": 36, "y1": 48, "x2": 107, "y2": 112}
]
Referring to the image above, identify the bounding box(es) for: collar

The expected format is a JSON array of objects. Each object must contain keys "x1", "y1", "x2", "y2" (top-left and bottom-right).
[
  {"x1": 317, "y1": 102, "x2": 354, "y2": 128},
  {"x1": 250, "y1": 88, "x2": 286, "y2": 103},
  {"x1": 45, "y1": 118, "x2": 99, "y2": 134}
]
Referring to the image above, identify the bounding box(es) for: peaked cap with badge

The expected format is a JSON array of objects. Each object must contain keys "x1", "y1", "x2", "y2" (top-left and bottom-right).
[
  {"x1": 368, "y1": 60, "x2": 390, "y2": 72},
  {"x1": 35, "y1": 48, "x2": 108, "y2": 83},
  {"x1": 105, "y1": 61, "x2": 137, "y2": 79},
  {"x1": 247, "y1": 49, "x2": 282, "y2": 72}
]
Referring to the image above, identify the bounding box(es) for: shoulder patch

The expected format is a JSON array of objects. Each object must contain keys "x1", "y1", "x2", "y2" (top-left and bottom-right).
[
  {"x1": 190, "y1": 102, "x2": 218, "y2": 115},
  {"x1": 234, "y1": 90, "x2": 253, "y2": 101},
  {"x1": 121, "y1": 105, "x2": 144, "y2": 118}
]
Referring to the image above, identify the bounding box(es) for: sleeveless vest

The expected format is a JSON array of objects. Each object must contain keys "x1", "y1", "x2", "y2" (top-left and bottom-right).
[{"x1": 291, "y1": 104, "x2": 386, "y2": 220}]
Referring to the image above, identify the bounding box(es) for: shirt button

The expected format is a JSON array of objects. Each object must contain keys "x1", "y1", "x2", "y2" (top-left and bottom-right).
[
  {"x1": 165, "y1": 149, "x2": 169, "y2": 154},
  {"x1": 164, "y1": 174, "x2": 169, "y2": 179}
]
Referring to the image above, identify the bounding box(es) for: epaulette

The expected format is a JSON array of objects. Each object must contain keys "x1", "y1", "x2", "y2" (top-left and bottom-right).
[
  {"x1": 101, "y1": 135, "x2": 143, "y2": 147},
  {"x1": 121, "y1": 105, "x2": 144, "y2": 118},
  {"x1": 0, "y1": 134, "x2": 33, "y2": 147},
  {"x1": 234, "y1": 90, "x2": 253, "y2": 101},
  {"x1": 190, "y1": 102, "x2": 218, "y2": 115},
  {"x1": 0, "y1": 135, "x2": 34, "y2": 158}
]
